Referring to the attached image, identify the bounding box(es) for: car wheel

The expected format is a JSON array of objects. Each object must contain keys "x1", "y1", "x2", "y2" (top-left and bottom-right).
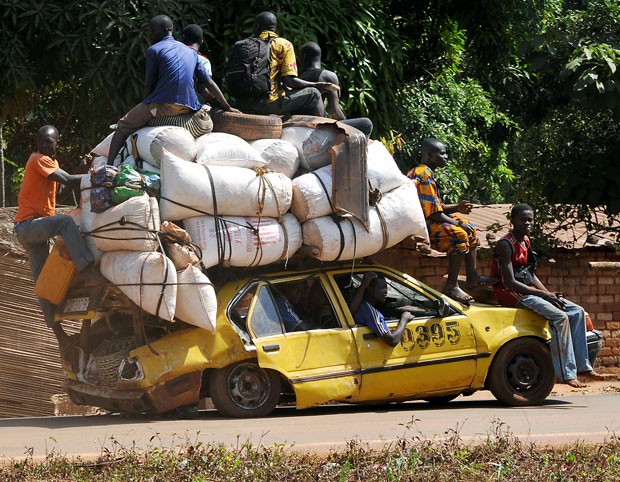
[
  {"x1": 488, "y1": 337, "x2": 554, "y2": 406},
  {"x1": 210, "y1": 109, "x2": 282, "y2": 140},
  {"x1": 209, "y1": 361, "x2": 281, "y2": 418},
  {"x1": 423, "y1": 394, "x2": 459, "y2": 405}
]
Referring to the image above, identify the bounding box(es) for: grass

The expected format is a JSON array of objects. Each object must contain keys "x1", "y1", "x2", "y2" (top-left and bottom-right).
[{"x1": 2, "y1": 420, "x2": 620, "y2": 481}]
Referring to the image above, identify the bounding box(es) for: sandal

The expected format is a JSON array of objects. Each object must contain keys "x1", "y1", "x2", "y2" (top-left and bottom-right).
[{"x1": 444, "y1": 288, "x2": 474, "y2": 306}]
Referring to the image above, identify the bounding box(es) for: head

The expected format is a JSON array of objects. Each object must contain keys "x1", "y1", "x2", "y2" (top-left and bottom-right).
[
  {"x1": 36, "y1": 125, "x2": 59, "y2": 157},
  {"x1": 150, "y1": 15, "x2": 173, "y2": 44},
  {"x1": 300, "y1": 42, "x2": 321, "y2": 69},
  {"x1": 253, "y1": 11, "x2": 277, "y2": 36},
  {"x1": 420, "y1": 137, "x2": 448, "y2": 169},
  {"x1": 510, "y1": 203, "x2": 534, "y2": 236},
  {"x1": 181, "y1": 24, "x2": 203, "y2": 47},
  {"x1": 366, "y1": 275, "x2": 388, "y2": 304}
]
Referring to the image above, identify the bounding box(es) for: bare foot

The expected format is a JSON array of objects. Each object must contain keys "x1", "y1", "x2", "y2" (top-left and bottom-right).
[
  {"x1": 578, "y1": 371, "x2": 607, "y2": 381},
  {"x1": 564, "y1": 379, "x2": 588, "y2": 388}
]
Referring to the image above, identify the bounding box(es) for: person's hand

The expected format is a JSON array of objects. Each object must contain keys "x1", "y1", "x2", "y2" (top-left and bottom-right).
[
  {"x1": 361, "y1": 271, "x2": 377, "y2": 287},
  {"x1": 457, "y1": 200, "x2": 474, "y2": 214},
  {"x1": 75, "y1": 154, "x2": 93, "y2": 174},
  {"x1": 542, "y1": 291, "x2": 566, "y2": 311},
  {"x1": 401, "y1": 311, "x2": 415, "y2": 323},
  {"x1": 455, "y1": 219, "x2": 475, "y2": 235}
]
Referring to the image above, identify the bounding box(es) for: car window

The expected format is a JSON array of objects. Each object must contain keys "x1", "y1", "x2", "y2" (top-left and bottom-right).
[
  {"x1": 249, "y1": 285, "x2": 285, "y2": 338},
  {"x1": 335, "y1": 272, "x2": 439, "y2": 321}
]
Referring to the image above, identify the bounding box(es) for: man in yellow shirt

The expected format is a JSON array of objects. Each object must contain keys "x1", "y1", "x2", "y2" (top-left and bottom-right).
[{"x1": 235, "y1": 11, "x2": 332, "y2": 116}]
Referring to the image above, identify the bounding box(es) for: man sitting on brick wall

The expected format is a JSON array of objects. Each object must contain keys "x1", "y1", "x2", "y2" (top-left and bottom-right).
[{"x1": 490, "y1": 203, "x2": 606, "y2": 388}]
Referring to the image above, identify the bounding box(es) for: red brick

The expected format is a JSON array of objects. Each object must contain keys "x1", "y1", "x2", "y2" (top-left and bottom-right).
[
  {"x1": 598, "y1": 313, "x2": 613, "y2": 321},
  {"x1": 605, "y1": 338, "x2": 620, "y2": 348},
  {"x1": 599, "y1": 295, "x2": 616, "y2": 303},
  {"x1": 582, "y1": 295, "x2": 599, "y2": 304},
  {"x1": 606, "y1": 322, "x2": 620, "y2": 330},
  {"x1": 599, "y1": 277, "x2": 616, "y2": 285}
]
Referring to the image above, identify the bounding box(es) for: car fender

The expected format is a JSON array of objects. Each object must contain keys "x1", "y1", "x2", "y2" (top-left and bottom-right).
[{"x1": 465, "y1": 305, "x2": 551, "y2": 387}]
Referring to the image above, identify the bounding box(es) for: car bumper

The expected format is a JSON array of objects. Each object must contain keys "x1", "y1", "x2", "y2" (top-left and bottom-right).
[
  {"x1": 63, "y1": 371, "x2": 202, "y2": 414},
  {"x1": 587, "y1": 329, "x2": 603, "y2": 367}
]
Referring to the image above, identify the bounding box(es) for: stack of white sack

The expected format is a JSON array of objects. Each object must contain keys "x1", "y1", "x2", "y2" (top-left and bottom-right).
[
  {"x1": 292, "y1": 140, "x2": 429, "y2": 261},
  {"x1": 79, "y1": 174, "x2": 217, "y2": 332},
  {"x1": 159, "y1": 149, "x2": 301, "y2": 268}
]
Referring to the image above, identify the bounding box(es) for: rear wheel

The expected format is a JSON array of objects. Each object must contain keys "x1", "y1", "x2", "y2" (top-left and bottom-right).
[
  {"x1": 209, "y1": 361, "x2": 281, "y2": 418},
  {"x1": 488, "y1": 338, "x2": 554, "y2": 406}
]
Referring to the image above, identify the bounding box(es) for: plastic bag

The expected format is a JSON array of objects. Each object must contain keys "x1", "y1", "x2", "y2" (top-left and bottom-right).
[
  {"x1": 90, "y1": 165, "x2": 118, "y2": 213},
  {"x1": 111, "y1": 164, "x2": 161, "y2": 204}
]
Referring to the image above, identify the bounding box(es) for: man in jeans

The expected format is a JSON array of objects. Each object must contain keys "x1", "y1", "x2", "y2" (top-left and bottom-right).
[
  {"x1": 490, "y1": 203, "x2": 605, "y2": 387},
  {"x1": 14, "y1": 125, "x2": 94, "y2": 337}
]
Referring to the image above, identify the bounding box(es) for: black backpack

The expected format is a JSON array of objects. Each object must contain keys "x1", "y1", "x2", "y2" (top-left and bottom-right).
[{"x1": 225, "y1": 37, "x2": 272, "y2": 99}]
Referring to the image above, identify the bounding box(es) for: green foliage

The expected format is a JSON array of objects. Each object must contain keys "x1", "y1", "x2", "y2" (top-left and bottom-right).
[{"x1": 393, "y1": 72, "x2": 516, "y2": 204}]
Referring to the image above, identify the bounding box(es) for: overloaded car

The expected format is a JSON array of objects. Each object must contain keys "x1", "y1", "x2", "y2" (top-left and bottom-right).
[{"x1": 58, "y1": 262, "x2": 577, "y2": 418}]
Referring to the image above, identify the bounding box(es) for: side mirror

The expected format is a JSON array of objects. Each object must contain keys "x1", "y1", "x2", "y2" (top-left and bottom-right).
[{"x1": 433, "y1": 298, "x2": 452, "y2": 318}]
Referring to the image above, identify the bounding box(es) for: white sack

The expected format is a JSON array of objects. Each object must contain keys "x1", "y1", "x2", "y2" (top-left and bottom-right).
[
  {"x1": 91, "y1": 133, "x2": 114, "y2": 157},
  {"x1": 184, "y1": 213, "x2": 302, "y2": 269},
  {"x1": 366, "y1": 140, "x2": 409, "y2": 193},
  {"x1": 249, "y1": 138, "x2": 300, "y2": 178},
  {"x1": 175, "y1": 265, "x2": 217, "y2": 332},
  {"x1": 160, "y1": 150, "x2": 292, "y2": 221},
  {"x1": 79, "y1": 176, "x2": 103, "y2": 264},
  {"x1": 91, "y1": 194, "x2": 160, "y2": 252},
  {"x1": 100, "y1": 251, "x2": 177, "y2": 321},
  {"x1": 280, "y1": 126, "x2": 340, "y2": 172},
  {"x1": 195, "y1": 132, "x2": 266, "y2": 168},
  {"x1": 301, "y1": 182, "x2": 429, "y2": 261},
  {"x1": 132, "y1": 126, "x2": 196, "y2": 167}
]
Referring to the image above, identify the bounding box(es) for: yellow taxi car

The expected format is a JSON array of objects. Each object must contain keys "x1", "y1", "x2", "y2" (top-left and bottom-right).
[{"x1": 59, "y1": 262, "x2": 556, "y2": 418}]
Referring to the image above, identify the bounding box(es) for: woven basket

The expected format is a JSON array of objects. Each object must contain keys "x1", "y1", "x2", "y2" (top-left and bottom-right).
[
  {"x1": 92, "y1": 337, "x2": 137, "y2": 386},
  {"x1": 147, "y1": 104, "x2": 213, "y2": 138}
]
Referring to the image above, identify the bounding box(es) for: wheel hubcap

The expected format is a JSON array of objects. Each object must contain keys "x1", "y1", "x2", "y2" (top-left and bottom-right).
[
  {"x1": 228, "y1": 364, "x2": 270, "y2": 409},
  {"x1": 507, "y1": 354, "x2": 540, "y2": 391}
]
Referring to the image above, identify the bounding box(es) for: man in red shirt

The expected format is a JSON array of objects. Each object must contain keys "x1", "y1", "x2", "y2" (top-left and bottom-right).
[
  {"x1": 491, "y1": 203, "x2": 605, "y2": 387},
  {"x1": 14, "y1": 125, "x2": 93, "y2": 334}
]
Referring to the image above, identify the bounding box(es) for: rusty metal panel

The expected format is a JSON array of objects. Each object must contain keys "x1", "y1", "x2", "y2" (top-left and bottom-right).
[{"x1": 282, "y1": 116, "x2": 369, "y2": 228}]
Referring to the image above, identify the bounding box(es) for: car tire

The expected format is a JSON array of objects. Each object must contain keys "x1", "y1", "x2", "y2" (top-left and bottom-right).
[
  {"x1": 209, "y1": 361, "x2": 281, "y2": 418},
  {"x1": 487, "y1": 337, "x2": 554, "y2": 406},
  {"x1": 210, "y1": 109, "x2": 282, "y2": 141}
]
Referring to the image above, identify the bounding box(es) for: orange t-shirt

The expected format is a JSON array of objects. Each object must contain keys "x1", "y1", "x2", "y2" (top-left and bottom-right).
[{"x1": 15, "y1": 152, "x2": 59, "y2": 222}]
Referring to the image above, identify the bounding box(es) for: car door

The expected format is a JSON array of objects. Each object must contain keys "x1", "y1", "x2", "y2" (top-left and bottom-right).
[
  {"x1": 245, "y1": 276, "x2": 362, "y2": 409},
  {"x1": 330, "y1": 269, "x2": 478, "y2": 402}
]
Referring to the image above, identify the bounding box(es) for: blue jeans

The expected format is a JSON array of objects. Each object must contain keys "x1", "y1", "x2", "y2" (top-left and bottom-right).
[
  {"x1": 14, "y1": 215, "x2": 94, "y2": 327},
  {"x1": 517, "y1": 295, "x2": 592, "y2": 382}
]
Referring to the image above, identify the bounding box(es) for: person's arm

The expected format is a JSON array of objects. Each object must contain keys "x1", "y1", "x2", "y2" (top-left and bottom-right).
[
  {"x1": 429, "y1": 200, "x2": 475, "y2": 235},
  {"x1": 495, "y1": 240, "x2": 565, "y2": 309},
  {"x1": 201, "y1": 78, "x2": 240, "y2": 112},
  {"x1": 49, "y1": 168, "x2": 85, "y2": 188},
  {"x1": 281, "y1": 75, "x2": 333, "y2": 91},
  {"x1": 319, "y1": 70, "x2": 345, "y2": 120},
  {"x1": 381, "y1": 312, "x2": 414, "y2": 347},
  {"x1": 349, "y1": 271, "x2": 376, "y2": 316}
]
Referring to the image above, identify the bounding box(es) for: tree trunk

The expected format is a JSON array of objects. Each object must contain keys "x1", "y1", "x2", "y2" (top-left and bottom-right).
[{"x1": 0, "y1": 122, "x2": 4, "y2": 207}]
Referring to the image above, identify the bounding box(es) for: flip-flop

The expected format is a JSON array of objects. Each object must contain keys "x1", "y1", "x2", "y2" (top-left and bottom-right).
[{"x1": 444, "y1": 288, "x2": 474, "y2": 306}]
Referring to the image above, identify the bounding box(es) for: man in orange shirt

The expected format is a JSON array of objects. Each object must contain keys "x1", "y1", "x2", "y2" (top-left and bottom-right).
[{"x1": 14, "y1": 125, "x2": 93, "y2": 333}]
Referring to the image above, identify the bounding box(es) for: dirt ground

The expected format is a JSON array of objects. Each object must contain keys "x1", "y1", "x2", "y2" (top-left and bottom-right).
[{"x1": 550, "y1": 372, "x2": 620, "y2": 397}]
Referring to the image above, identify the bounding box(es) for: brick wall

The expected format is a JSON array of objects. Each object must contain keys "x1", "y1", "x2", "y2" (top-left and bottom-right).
[{"x1": 372, "y1": 246, "x2": 620, "y2": 368}]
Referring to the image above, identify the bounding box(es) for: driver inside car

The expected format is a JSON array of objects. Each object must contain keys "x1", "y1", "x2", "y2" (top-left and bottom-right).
[{"x1": 349, "y1": 271, "x2": 414, "y2": 347}]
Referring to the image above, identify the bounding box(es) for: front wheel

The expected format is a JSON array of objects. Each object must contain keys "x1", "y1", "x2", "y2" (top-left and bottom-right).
[
  {"x1": 487, "y1": 338, "x2": 554, "y2": 406},
  {"x1": 209, "y1": 361, "x2": 281, "y2": 418}
]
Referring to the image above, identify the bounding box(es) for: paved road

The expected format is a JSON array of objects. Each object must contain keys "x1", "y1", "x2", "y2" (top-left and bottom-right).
[{"x1": 1, "y1": 392, "x2": 619, "y2": 461}]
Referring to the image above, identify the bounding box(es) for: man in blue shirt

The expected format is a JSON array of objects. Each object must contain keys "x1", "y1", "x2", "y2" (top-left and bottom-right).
[
  {"x1": 349, "y1": 272, "x2": 413, "y2": 347},
  {"x1": 106, "y1": 15, "x2": 238, "y2": 164}
]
